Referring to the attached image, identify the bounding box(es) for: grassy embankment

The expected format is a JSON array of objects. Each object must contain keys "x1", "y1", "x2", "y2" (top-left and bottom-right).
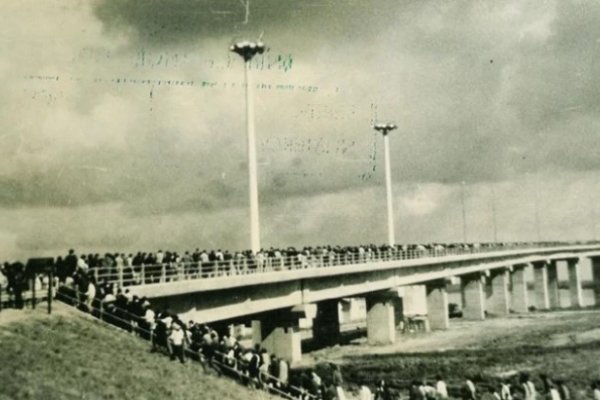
[{"x1": 0, "y1": 303, "x2": 274, "y2": 400}]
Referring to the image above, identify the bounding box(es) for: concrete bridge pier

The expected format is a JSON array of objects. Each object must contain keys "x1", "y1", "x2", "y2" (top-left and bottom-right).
[
  {"x1": 252, "y1": 308, "x2": 305, "y2": 365},
  {"x1": 426, "y1": 280, "x2": 449, "y2": 330},
  {"x1": 312, "y1": 299, "x2": 341, "y2": 347},
  {"x1": 567, "y1": 258, "x2": 583, "y2": 308},
  {"x1": 533, "y1": 261, "x2": 550, "y2": 310},
  {"x1": 461, "y1": 273, "x2": 485, "y2": 320},
  {"x1": 511, "y1": 264, "x2": 529, "y2": 313},
  {"x1": 486, "y1": 268, "x2": 510, "y2": 316},
  {"x1": 591, "y1": 257, "x2": 600, "y2": 306},
  {"x1": 547, "y1": 260, "x2": 561, "y2": 308},
  {"x1": 366, "y1": 294, "x2": 396, "y2": 345}
]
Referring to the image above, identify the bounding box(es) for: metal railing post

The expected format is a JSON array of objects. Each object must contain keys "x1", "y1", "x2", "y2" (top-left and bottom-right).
[{"x1": 118, "y1": 265, "x2": 124, "y2": 288}]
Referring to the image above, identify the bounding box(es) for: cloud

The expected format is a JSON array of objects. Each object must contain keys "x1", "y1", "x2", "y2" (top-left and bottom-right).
[{"x1": 0, "y1": 0, "x2": 599, "y2": 258}]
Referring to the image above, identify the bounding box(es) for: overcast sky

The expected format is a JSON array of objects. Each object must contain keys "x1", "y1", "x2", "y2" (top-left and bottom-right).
[{"x1": 1, "y1": 0, "x2": 599, "y2": 260}]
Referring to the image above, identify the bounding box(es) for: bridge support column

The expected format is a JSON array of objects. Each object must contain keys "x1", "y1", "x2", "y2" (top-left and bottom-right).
[
  {"x1": 312, "y1": 299, "x2": 341, "y2": 346},
  {"x1": 426, "y1": 280, "x2": 449, "y2": 330},
  {"x1": 252, "y1": 309, "x2": 304, "y2": 365},
  {"x1": 547, "y1": 260, "x2": 561, "y2": 308},
  {"x1": 461, "y1": 273, "x2": 485, "y2": 320},
  {"x1": 511, "y1": 264, "x2": 529, "y2": 313},
  {"x1": 366, "y1": 297, "x2": 396, "y2": 345},
  {"x1": 533, "y1": 261, "x2": 550, "y2": 310},
  {"x1": 486, "y1": 269, "x2": 510, "y2": 316},
  {"x1": 591, "y1": 257, "x2": 600, "y2": 306},
  {"x1": 567, "y1": 258, "x2": 583, "y2": 308}
]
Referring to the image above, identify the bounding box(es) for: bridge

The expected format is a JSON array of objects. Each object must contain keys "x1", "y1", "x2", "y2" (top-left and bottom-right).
[{"x1": 94, "y1": 243, "x2": 600, "y2": 364}]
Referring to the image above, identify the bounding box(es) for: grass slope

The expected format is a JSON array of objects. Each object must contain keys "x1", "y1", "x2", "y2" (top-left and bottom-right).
[{"x1": 0, "y1": 303, "x2": 274, "y2": 400}]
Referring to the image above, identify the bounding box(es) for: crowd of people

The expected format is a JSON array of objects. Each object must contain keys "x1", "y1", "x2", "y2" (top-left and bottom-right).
[
  {"x1": 50, "y1": 264, "x2": 600, "y2": 400},
  {"x1": 0, "y1": 261, "x2": 48, "y2": 309},
  {"x1": 4, "y1": 241, "x2": 576, "y2": 290},
  {"x1": 2, "y1": 242, "x2": 600, "y2": 400},
  {"x1": 53, "y1": 271, "x2": 325, "y2": 399},
  {"x1": 1, "y1": 241, "x2": 569, "y2": 309},
  {"x1": 399, "y1": 372, "x2": 600, "y2": 400}
]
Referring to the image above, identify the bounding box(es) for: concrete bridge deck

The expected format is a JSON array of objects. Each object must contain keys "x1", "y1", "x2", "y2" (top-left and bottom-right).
[{"x1": 91, "y1": 243, "x2": 600, "y2": 365}]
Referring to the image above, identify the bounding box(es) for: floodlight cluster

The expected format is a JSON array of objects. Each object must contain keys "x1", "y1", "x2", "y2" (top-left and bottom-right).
[
  {"x1": 230, "y1": 40, "x2": 266, "y2": 61},
  {"x1": 373, "y1": 123, "x2": 397, "y2": 134}
]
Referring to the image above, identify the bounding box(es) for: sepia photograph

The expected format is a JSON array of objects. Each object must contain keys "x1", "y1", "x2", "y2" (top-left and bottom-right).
[{"x1": 1, "y1": 1, "x2": 600, "y2": 399}]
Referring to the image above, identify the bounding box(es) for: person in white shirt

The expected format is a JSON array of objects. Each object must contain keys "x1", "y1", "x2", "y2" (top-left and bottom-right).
[
  {"x1": 85, "y1": 281, "x2": 96, "y2": 313},
  {"x1": 422, "y1": 382, "x2": 437, "y2": 400},
  {"x1": 500, "y1": 380, "x2": 512, "y2": 400},
  {"x1": 548, "y1": 384, "x2": 561, "y2": 400},
  {"x1": 463, "y1": 378, "x2": 476, "y2": 400},
  {"x1": 0, "y1": 270, "x2": 7, "y2": 290},
  {"x1": 520, "y1": 373, "x2": 537, "y2": 400},
  {"x1": 77, "y1": 257, "x2": 88, "y2": 271},
  {"x1": 360, "y1": 386, "x2": 373, "y2": 400},
  {"x1": 435, "y1": 376, "x2": 448, "y2": 399},
  {"x1": 143, "y1": 307, "x2": 155, "y2": 338},
  {"x1": 156, "y1": 250, "x2": 164, "y2": 264},
  {"x1": 169, "y1": 324, "x2": 186, "y2": 363},
  {"x1": 278, "y1": 358, "x2": 289, "y2": 386},
  {"x1": 591, "y1": 380, "x2": 600, "y2": 400}
]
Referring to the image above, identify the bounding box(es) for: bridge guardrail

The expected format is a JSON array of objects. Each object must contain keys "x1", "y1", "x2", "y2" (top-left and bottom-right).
[{"x1": 82, "y1": 242, "x2": 595, "y2": 289}]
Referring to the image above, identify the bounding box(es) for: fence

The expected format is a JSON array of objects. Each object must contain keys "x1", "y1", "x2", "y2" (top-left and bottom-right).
[
  {"x1": 55, "y1": 287, "x2": 318, "y2": 400},
  {"x1": 89, "y1": 242, "x2": 573, "y2": 289}
]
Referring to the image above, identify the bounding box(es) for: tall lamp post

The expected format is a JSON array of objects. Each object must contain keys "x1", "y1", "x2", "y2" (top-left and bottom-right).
[
  {"x1": 374, "y1": 123, "x2": 397, "y2": 247},
  {"x1": 231, "y1": 40, "x2": 265, "y2": 254}
]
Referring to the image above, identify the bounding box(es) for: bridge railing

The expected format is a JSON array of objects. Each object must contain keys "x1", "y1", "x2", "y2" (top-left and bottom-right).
[{"x1": 84, "y1": 242, "x2": 583, "y2": 288}]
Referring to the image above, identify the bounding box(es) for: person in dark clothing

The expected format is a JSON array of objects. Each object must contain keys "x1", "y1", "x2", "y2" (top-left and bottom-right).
[
  {"x1": 54, "y1": 256, "x2": 65, "y2": 283},
  {"x1": 64, "y1": 249, "x2": 77, "y2": 280},
  {"x1": 374, "y1": 380, "x2": 392, "y2": 400},
  {"x1": 248, "y1": 350, "x2": 261, "y2": 387},
  {"x1": 408, "y1": 380, "x2": 424, "y2": 400},
  {"x1": 10, "y1": 262, "x2": 26, "y2": 309},
  {"x1": 76, "y1": 270, "x2": 90, "y2": 311}
]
